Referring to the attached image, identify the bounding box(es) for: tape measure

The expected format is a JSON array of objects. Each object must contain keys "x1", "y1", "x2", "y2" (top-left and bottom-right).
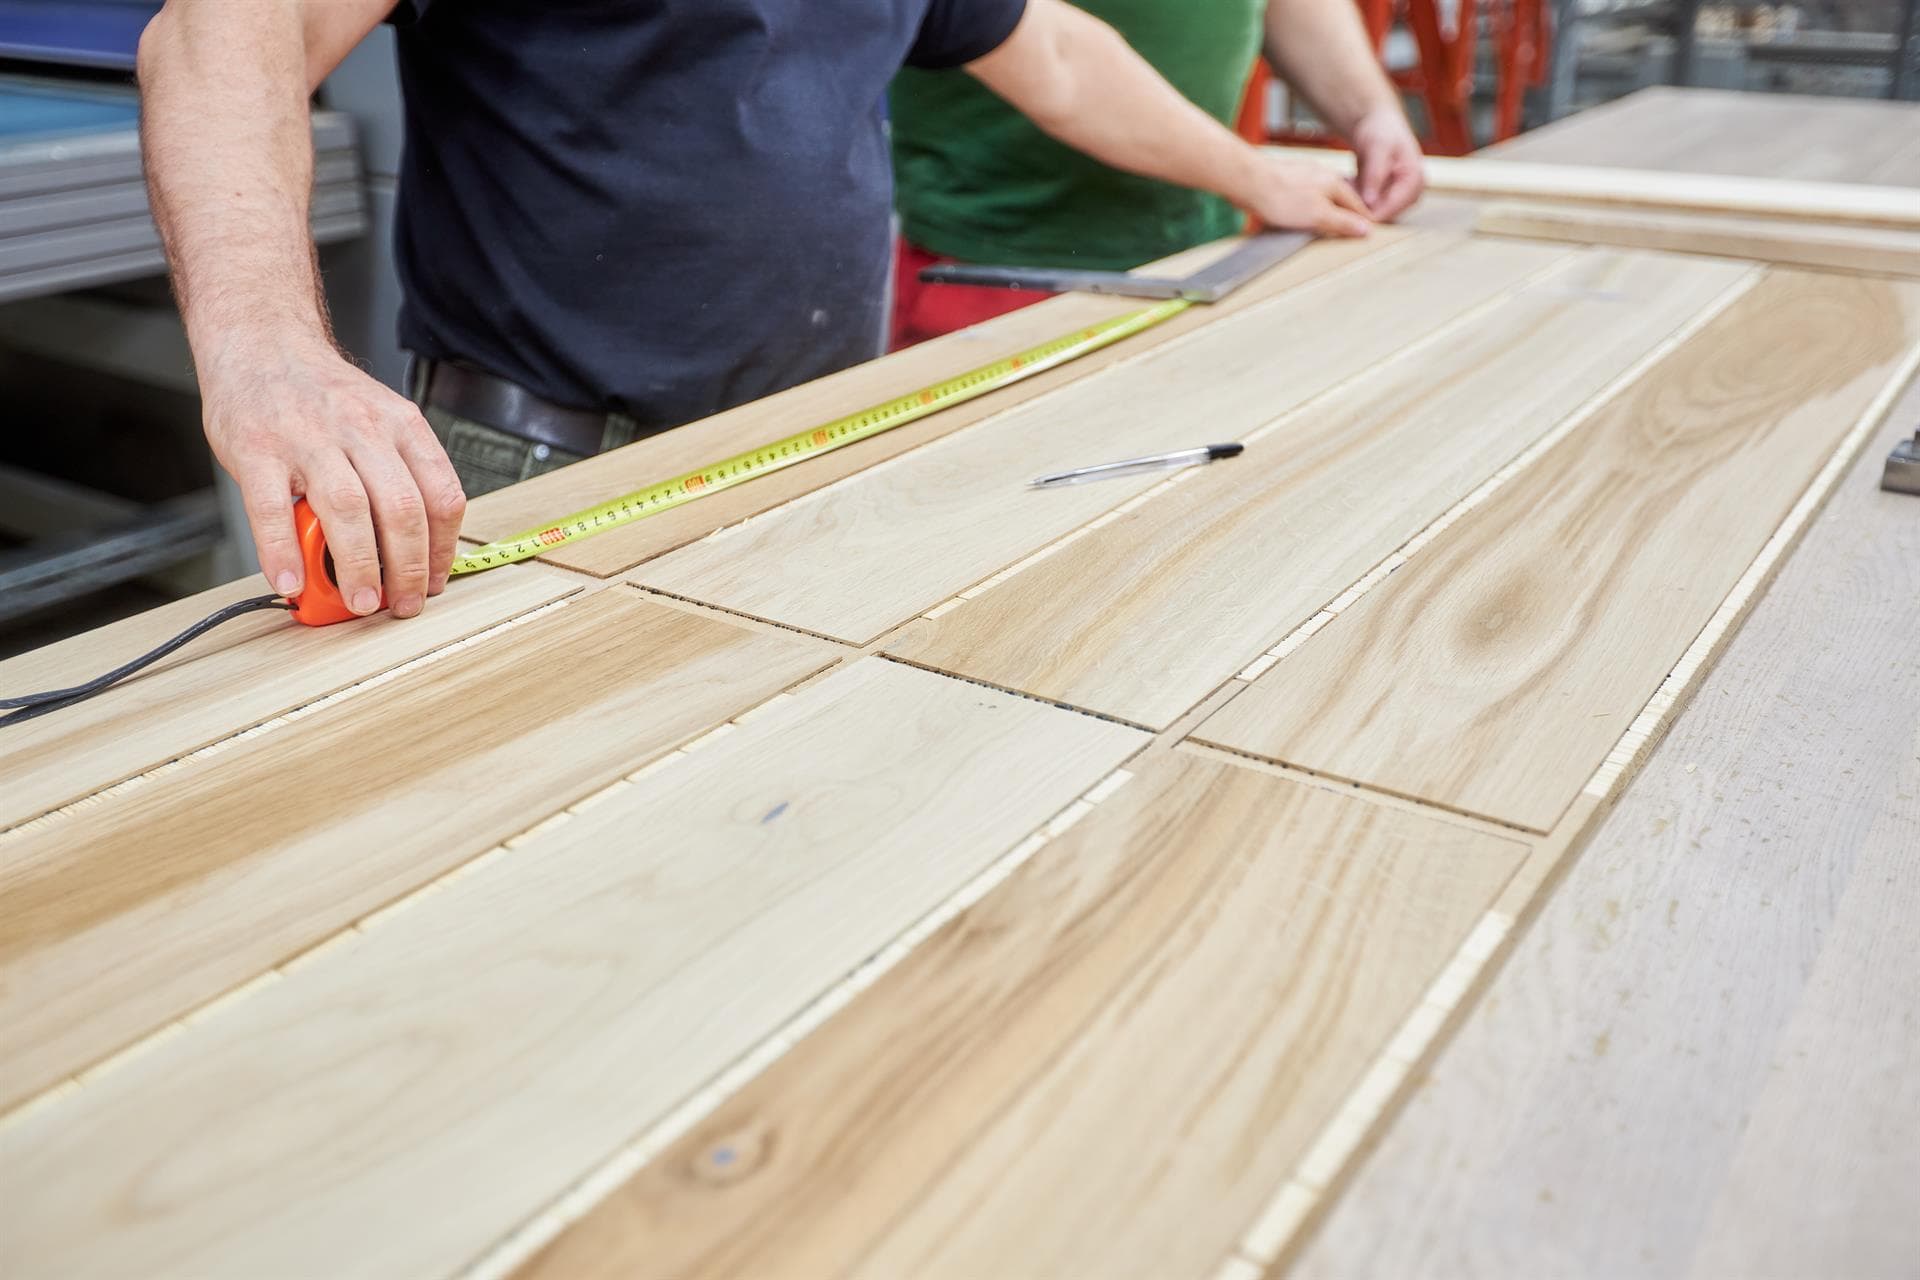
[{"x1": 290, "y1": 296, "x2": 1191, "y2": 624}]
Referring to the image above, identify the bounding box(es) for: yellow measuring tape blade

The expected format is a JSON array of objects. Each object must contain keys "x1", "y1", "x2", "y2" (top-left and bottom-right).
[{"x1": 447, "y1": 296, "x2": 1192, "y2": 576}]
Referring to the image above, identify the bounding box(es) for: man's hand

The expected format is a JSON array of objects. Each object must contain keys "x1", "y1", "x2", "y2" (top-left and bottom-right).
[
  {"x1": 139, "y1": 0, "x2": 456, "y2": 614},
  {"x1": 1241, "y1": 154, "x2": 1375, "y2": 238},
  {"x1": 970, "y1": 1, "x2": 1381, "y2": 244},
  {"x1": 1349, "y1": 104, "x2": 1426, "y2": 221},
  {"x1": 201, "y1": 341, "x2": 465, "y2": 620}
]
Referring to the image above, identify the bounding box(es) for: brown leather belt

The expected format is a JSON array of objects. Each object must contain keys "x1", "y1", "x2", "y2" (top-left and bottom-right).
[{"x1": 418, "y1": 359, "x2": 611, "y2": 456}]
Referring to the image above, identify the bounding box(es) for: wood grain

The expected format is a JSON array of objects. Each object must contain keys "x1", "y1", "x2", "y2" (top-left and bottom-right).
[
  {"x1": 888, "y1": 249, "x2": 1751, "y2": 728},
  {"x1": 635, "y1": 235, "x2": 1574, "y2": 643},
  {"x1": 515, "y1": 749, "x2": 1524, "y2": 1280},
  {"x1": 460, "y1": 234, "x2": 1397, "y2": 577},
  {"x1": 0, "y1": 565, "x2": 576, "y2": 833},
  {"x1": 0, "y1": 588, "x2": 834, "y2": 1114},
  {"x1": 1478, "y1": 201, "x2": 1920, "y2": 277},
  {"x1": 1489, "y1": 86, "x2": 1920, "y2": 187},
  {"x1": 1196, "y1": 269, "x2": 1920, "y2": 832},
  {"x1": 1289, "y1": 405, "x2": 1920, "y2": 1280},
  {"x1": 1279, "y1": 146, "x2": 1920, "y2": 229},
  {"x1": 0, "y1": 658, "x2": 1144, "y2": 1280}
]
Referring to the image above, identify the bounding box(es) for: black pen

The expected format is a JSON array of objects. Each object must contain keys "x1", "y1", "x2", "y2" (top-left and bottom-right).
[{"x1": 1030, "y1": 442, "x2": 1244, "y2": 488}]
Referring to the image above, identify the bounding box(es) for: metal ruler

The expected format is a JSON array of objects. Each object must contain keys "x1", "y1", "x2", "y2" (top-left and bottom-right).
[
  {"x1": 446, "y1": 296, "x2": 1193, "y2": 576},
  {"x1": 915, "y1": 231, "x2": 1312, "y2": 303}
]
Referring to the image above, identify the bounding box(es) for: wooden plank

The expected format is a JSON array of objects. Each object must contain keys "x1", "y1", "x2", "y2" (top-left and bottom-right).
[
  {"x1": 1278, "y1": 146, "x2": 1920, "y2": 230},
  {"x1": 1249, "y1": 364, "x2": 1920, "y2": 1278},
  {"x1": 0, "y1": 588, "x2": 835, "y2": 1115},
  {"x1": 510, "y1": 750, "x2": 1523, "y2": 1280},
  {"x1": 0, "y1": 565, "x2": 576, "y2": 834},
  {"x1": 1195, "y1": 268, "x2": 1920, "y2": 833},
  {"x1": 634, "y1": 235, "x2": 1575, "y2": 644},
  {"x1": 1489, "y1": 86, "x2": 1920, "y2": 186},
  {"x1": 460, "y1": 234, "x2": 1399, "y2": 577},
  {"x1": 1288, "y1": 404, "x2": 1920, "y2": 1280},
  {"x1": 1478, "y1": 200, "x2": 1920, "y2": 278},
  {"x1": 888, "y1": 249, "x2": 1752, "y2": 729},
  {"x1": 0, "y1": 658, "x2": 1145, "y2": 1280}
]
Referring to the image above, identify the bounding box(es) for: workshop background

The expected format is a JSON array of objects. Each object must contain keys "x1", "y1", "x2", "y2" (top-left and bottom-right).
[{"x1": 3, "y1": 0, "x2": 1917, "y2": 659}]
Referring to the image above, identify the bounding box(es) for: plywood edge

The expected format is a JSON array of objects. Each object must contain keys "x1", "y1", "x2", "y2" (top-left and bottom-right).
[
  {"x1": 1477, "y1": 200, "x2": 1920, "y2": 278},
  {"x1": 1239, "y1": 327, "x2": 1920, "y2": 1280},
  {"x1": 1273, "y1": 147, "x2": 1920, "y2": 230}
]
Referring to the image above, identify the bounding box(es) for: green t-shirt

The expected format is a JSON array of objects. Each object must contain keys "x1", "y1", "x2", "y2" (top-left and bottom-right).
[{"x1": 890, "y1": 0, "x2": 1264, "y2": 272}]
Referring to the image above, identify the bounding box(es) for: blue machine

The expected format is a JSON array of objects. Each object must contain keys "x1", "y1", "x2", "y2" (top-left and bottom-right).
[{"x1": 0, "y1": 0, "x2": 158, "y2": 71}]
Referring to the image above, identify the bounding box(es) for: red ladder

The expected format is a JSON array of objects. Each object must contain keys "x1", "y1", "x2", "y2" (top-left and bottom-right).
[{"x1": 1237, "y1": 0, "x2": 1552, "y2": 155}]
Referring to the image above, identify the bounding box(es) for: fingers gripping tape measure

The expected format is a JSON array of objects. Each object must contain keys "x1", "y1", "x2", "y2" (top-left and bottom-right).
[{"x1": 289, "y1": 296, "x2": 1192, "y2": 624}]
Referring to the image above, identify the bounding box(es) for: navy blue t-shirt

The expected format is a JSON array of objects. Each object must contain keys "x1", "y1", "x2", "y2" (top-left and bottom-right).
[{"x1": 389, "y1": 0, "x2": 1026, "y2": 423}]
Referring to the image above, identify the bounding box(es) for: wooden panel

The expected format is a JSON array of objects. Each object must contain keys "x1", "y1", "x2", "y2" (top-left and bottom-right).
[
  {"x1": 1489, "y1": 86, "x2": 1920, "y2": 186},
  {"x1": 0, "y1": 659, "x2": 1145, "y2": 1280},
  {"x1": 1196, "y1": 269, "x2": 1920, "y2": 832},
  {"x1": 514, "y1": 750, "x2": 1524, "y2": 1280},
  {"x1": 0, "y1": 588, "x2": 835, "y2": 1113},
  {"x1": 460, "y1": 234, "x2": 1397, "y2": 577},
  {"x1": 1290, "y1": 405, "x2": 1920, "y2": 1280},
  {"x1": 888, "y1": 249, "x2": 1751, "y2": 728},
  {"x1": 0, "y1": 566, "x2": 575, "y2": 833},
  {"x1": 1279, "y1": 146, "x2": 1920, "y2": 229},
  {"x1": 1478, "y1": 201, "x2": 1920, "y2": 277},
  {"x1": 636, "y1": 235, "x2": 1574, "y2": 643}
]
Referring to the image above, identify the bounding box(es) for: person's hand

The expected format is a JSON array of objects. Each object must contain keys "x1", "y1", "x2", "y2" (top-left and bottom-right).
[
  {"x1": 199, "y1": 337, "x2": 466, "y2": 620},
  {"x1": 1349, "y1": 105, "x2": 1426, "y2": 221},
  {"x1": 1240, "y1": 153, "x2": 1375, "y2": 238}
]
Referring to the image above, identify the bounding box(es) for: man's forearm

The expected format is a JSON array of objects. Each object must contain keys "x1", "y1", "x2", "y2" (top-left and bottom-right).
[
  {"x1": 137, "y1": 0, "x2": 466, "y2": 621},
  {"x1": 137, "y1": 1, "x2": 335, "y2": 374},
  {"x1": 968, "y1": 2, "x2": 1264, "y2": 211},
  {"x1": 1262, "y1": 0, "x2": 1399, "y2": 135}
]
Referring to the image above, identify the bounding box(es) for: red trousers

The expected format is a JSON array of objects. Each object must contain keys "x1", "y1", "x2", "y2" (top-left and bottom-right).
[{"x1": 889, "y1": 236, "x2": 1049, "y2": 351}]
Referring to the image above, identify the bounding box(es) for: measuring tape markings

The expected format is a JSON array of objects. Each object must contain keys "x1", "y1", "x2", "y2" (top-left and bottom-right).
[{"x1": 446, "y1": 297, "x2": 1193, "y2": 577}]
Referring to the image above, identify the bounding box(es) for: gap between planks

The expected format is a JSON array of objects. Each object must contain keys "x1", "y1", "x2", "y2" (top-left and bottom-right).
[
  {"x1": 1214, "y1": 326, "x2": 1920, "y2": 1280},
  {"x1": 0, "y1": 591, "x2": 578, "y2": 843},
  {"x1": 0, "y1": 618, "x2": 833, "y2": 1135},
  {"x1": 452, "y1": 756, "x2": 1153, "y2": 1280},
  {"x1": 1222, "y1": 262, "x2": 1766, "y2": 693},
  {"x1": 0, "y1": 573, "x2": 647, "y2": 843}
]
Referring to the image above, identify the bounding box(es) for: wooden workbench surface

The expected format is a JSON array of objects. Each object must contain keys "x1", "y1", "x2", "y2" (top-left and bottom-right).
[
  {"x1": 3, "y1": 89, "x2": 1916, "y2": 1278},
  {"x1": 1297, "y1": 87, "x2": 1920, "y2": 1278}
]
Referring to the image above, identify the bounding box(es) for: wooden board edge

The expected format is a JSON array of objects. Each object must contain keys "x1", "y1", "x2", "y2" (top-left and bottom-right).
[
  {"x1": 0, "y1": 569, "x2": 591, "y2": 841},
  {"x1": 1476, "y1": 200, "x2": 1920, "y2": 279},
  {"x1": 1274, "y1": 147, "x2": 1920, "y2": 231}
]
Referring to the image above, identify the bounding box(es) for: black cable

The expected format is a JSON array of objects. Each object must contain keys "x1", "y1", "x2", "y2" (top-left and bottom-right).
[{"x1": 2, "y1": 593, "x2": 293, "y2": 728}]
